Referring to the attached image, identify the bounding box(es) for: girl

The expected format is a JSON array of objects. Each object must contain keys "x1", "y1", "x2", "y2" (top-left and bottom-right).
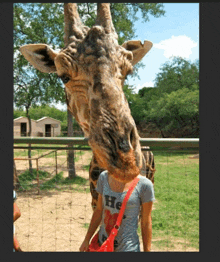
[{"x1": 79, "y1": 170, "x2": 155, "y2": 252}]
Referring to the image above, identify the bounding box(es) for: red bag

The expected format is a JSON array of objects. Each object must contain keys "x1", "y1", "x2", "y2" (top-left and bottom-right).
[{"x1": 88, "y1": 177, "x2": 140, "y2": 252}]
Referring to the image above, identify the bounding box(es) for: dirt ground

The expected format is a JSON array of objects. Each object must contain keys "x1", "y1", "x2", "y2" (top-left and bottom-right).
[{"x1": 14, "y1": 150, "x2": 199, "y2": 252}]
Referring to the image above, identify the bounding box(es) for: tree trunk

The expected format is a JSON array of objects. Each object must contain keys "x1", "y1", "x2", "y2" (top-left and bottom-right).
[
  {"x1": 152, "y1": 121, "x2": 166, "y2": 138},
  {"x1": 26, "y1": 108, "x2": 33, "y2": 175},
  {"x1": 160, "y1": 129, "x2": 165, "y2": 138},
  {"x1": 67, "y1": 109, "x2": 76, "y2": 178},
  {"x1": 64, "y1": 24, "x2": 76, "y2": 179}
]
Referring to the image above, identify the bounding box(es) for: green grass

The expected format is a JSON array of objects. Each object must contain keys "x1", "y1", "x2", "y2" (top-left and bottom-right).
[
  {"x1": 18, "y1": 169, "x2": 89, "y2": 193},
  {"x1": 83, "y1": 223, "x2": 90, "y2": 229},
  {"x1": 74, "y1": 151, "x2": 85, "y2": 162},
  {"x1": 15, "y1": 145, "x2": 89, "y2": 192},
  {"x1": 82, "y1": 164, "x2": 90, "y2": 172},
  {"x1": 40, "y1": 172, "x2": 89, "y2": 192},
  {"x1": 18, "y1": 169, "x2": 50, "y2": 190},
  {"x1": 149, "y1": 150, "x2": 199, "y2": 250}
]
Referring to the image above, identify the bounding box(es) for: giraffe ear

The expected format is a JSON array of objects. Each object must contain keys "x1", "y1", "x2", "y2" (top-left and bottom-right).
[
  {"x1": 121, "y1": 40, "x2": 153, "y2": 66},
  {"x1": 19, "y1": 44, "x2": 58, "y2": 73}
]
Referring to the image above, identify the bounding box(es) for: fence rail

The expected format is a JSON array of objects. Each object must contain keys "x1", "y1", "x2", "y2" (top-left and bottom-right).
[
  {"x1": 13, "y1": 130, "x2": 84, "y2": 138},
  {"x1": 14, "y1": 137, "x2": 199, "y2": 150}
]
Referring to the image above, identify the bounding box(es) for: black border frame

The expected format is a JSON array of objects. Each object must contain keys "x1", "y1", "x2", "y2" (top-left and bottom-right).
[{"x1": 1, "y1": 1, "x2": 220, "y2": 259}]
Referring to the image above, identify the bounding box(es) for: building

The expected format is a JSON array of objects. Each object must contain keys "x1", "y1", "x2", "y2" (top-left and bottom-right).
[
  {"x1": 36, "y1": 117, "x2": 61, "y2": 137},
  {"x1": 14, "y1": 116, "x2": 61, "y2": 137}
]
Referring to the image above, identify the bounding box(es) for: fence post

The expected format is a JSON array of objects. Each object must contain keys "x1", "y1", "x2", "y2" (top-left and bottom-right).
[
  {"x1": 67, "y1": 110, "x2": 76, "y2": 178},
  {"x1": 13, "y1": 160, "x2": 20, "y2": 190},
  {"x1": 55, "y1": 150, "x2": 58, "y2": 175},
  {"x1": 36, "y1": 159, "x2": 40, "y2": 195}
]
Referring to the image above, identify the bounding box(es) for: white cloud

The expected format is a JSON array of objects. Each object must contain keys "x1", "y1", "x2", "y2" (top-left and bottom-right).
[
  {"x1": 134, "y1": 81, "x2": 154, "y2": 93},
  {"x1": 53, "y1": 101, "x2": 67, "y2": 111},
  {"x1": 154, "y1": 35, "x2": 197, "y2": 59}
]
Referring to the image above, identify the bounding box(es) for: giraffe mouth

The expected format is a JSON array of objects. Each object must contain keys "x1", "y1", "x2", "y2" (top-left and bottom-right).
[
  {"x1": 107, "y1": 149, "x2": 140, "y2": 182},
  {"x1": 88, "y1": 122, "x2": 142, "y2": 182},
  {"x1": 90, "y1": 142, "x2": 140, "y2": 183}
]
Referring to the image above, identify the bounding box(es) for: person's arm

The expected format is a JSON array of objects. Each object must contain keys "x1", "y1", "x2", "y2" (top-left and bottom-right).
[
  {"x1": 141, "y1": 201, "x2": 153, "y2": 252},
  {"x1": 13, "y1": 202, "x2": 22, "y2": 251},
  {"x1": 13, "y1": 235, "x2": 22, "y2": 252},
  {"x1": 79, "y1": 194, "x2": 103, "y2": 252},
  {"x1": 13, "y1": 202, "x2": 21, "y2": 222}
]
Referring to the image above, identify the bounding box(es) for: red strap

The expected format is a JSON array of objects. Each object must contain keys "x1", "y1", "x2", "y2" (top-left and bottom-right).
[{"x1": 115, "y1": 177, "x2": 140, "y2": 229}]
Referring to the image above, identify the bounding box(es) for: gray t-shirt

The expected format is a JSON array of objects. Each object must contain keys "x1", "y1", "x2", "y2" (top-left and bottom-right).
[{"x1": 96, "y1": 170, "x2": 155, "y2": 252}]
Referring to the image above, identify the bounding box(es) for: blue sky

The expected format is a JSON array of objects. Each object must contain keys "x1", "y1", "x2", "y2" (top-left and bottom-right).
[
  {"x1": 55, "y1": 3, "x2": 199, "y2": 110},
  {"x1": 128, "y1": 3, "x2": 199, "y2": 93}
]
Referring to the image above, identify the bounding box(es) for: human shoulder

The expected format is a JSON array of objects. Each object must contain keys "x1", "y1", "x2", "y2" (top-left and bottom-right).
[
  {"x1": 137, "y1": 175, "x2": 154, "y2": 188},
  {"x1": 97, "y1": 170, "x2": 108, "y2": 185},
  {"x1": 99, "y1": 170, "x2": 108, "y2": 180},
  {"x1": 137, "y1": 175, "x2": 155, "y2": 203},
  {"x1": 96, "y1": 170, "x2": 108, "y2": 194}
]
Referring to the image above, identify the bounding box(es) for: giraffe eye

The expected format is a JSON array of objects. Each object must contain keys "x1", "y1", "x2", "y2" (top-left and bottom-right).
[{"x1": 60, "y1": 75, "x2": 70, "y2": 84}]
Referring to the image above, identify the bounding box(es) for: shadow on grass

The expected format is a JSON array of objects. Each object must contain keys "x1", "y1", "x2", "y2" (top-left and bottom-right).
[{"x1": 18, "y1": 169, "x2": 88, "y2": 192}]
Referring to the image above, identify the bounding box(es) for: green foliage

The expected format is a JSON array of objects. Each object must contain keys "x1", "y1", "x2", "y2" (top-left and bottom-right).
[
  {"x1": 29, "y1": 105, "x2": 66, "y2": 121},
  {"x1": 128, "y1": 57, "x2": 199, "y2": 137},
  {"x1": 13, "y1": 3, "x2": 61, "y2": 100},
  {"x1": 123, "y1": 85, "x2": 145, "y2": 124},
  {"x1": 154, "y1": 57, "x2": 199, "y2": 94},
  {"x1": 14, "y1": 108, "x2": 25, "y2": 119},
  {"x1": 138, "y1": 87, "x2": 155, "y2": 98},
  {"x1": 14, "y1": 3, "x2": 66, "y2": 112},
  {"x1": 77, "y1": 3, "x2": 166, "y2": 45},
  {"x1": 145, "y1": 87, "x2": 199, "y2": 137},
  {"x1": 13, "y1": 3, "x2": 166, "y2": 137},
  {"x1": 18, "y1": 169, "x2": 50, "y2": 190},
  {"x1": 13, "y1": 3, "x2": 165, "y2": 108}
]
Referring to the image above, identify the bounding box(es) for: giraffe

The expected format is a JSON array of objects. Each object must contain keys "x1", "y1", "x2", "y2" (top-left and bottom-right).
[{"x1": 19, "y1": 3, "x2": 155, "y2": 209}]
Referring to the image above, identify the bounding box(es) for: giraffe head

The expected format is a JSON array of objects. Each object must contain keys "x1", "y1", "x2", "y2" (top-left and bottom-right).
[{"x1": 19, "y1": 3, "x2": 152, "y2": 183}]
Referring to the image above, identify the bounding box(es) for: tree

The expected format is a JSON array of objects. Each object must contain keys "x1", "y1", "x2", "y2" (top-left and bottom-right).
[
  {"x1": 136, "y1": 86, "x2": 159, "y2": 123},
  {"x1": 29, "y1": 105, "x2": 66, "y2": 121},
  {"x1": 152, "y1": 57, "x2": 199, "y2": 137},
  {"x1": 127, "y1": 57, "x2": 200, "y2": 137},
  {"x1": 146, "y1": 87, "x2": 199, "y2": 137},
  {"x1": 154, "y1": 57, "x2": 199, "y2": 95},
  {"x1": 14, "y1": 2, "x2": 166, "y2": 119},
  {"x1": 14, "y1": 4, "x2": 66, "y2": 173},
  {"x1": 138, "y1": 87, "x2": 155, "y2": 98},
  {"x1": 14, "y1": 4, "x2": 65, "y2": 104},
  {"x1": 14, "y1": 3, "x2": 166, "y2": 97},
  {"x1": 14, "y1": 108, "x2": 25, "y2": 119},
  {"x1": 14, "y1": 72, "x2": 46, "y2": 173},
  {"x1": 110, "y1": 3, "x2": 165, "y2": 78}
]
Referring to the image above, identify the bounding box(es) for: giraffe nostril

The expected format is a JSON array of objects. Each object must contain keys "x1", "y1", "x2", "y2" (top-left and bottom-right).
[
  {"x1": 128, "y1": 127, "x2": 137, "y2": 151},
  {"x1": 118, "y1": 136, "x2": 130, "y2": 153},
  {"x1": 130, "y1": 128, "x2": 134, "y2": 144}
]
